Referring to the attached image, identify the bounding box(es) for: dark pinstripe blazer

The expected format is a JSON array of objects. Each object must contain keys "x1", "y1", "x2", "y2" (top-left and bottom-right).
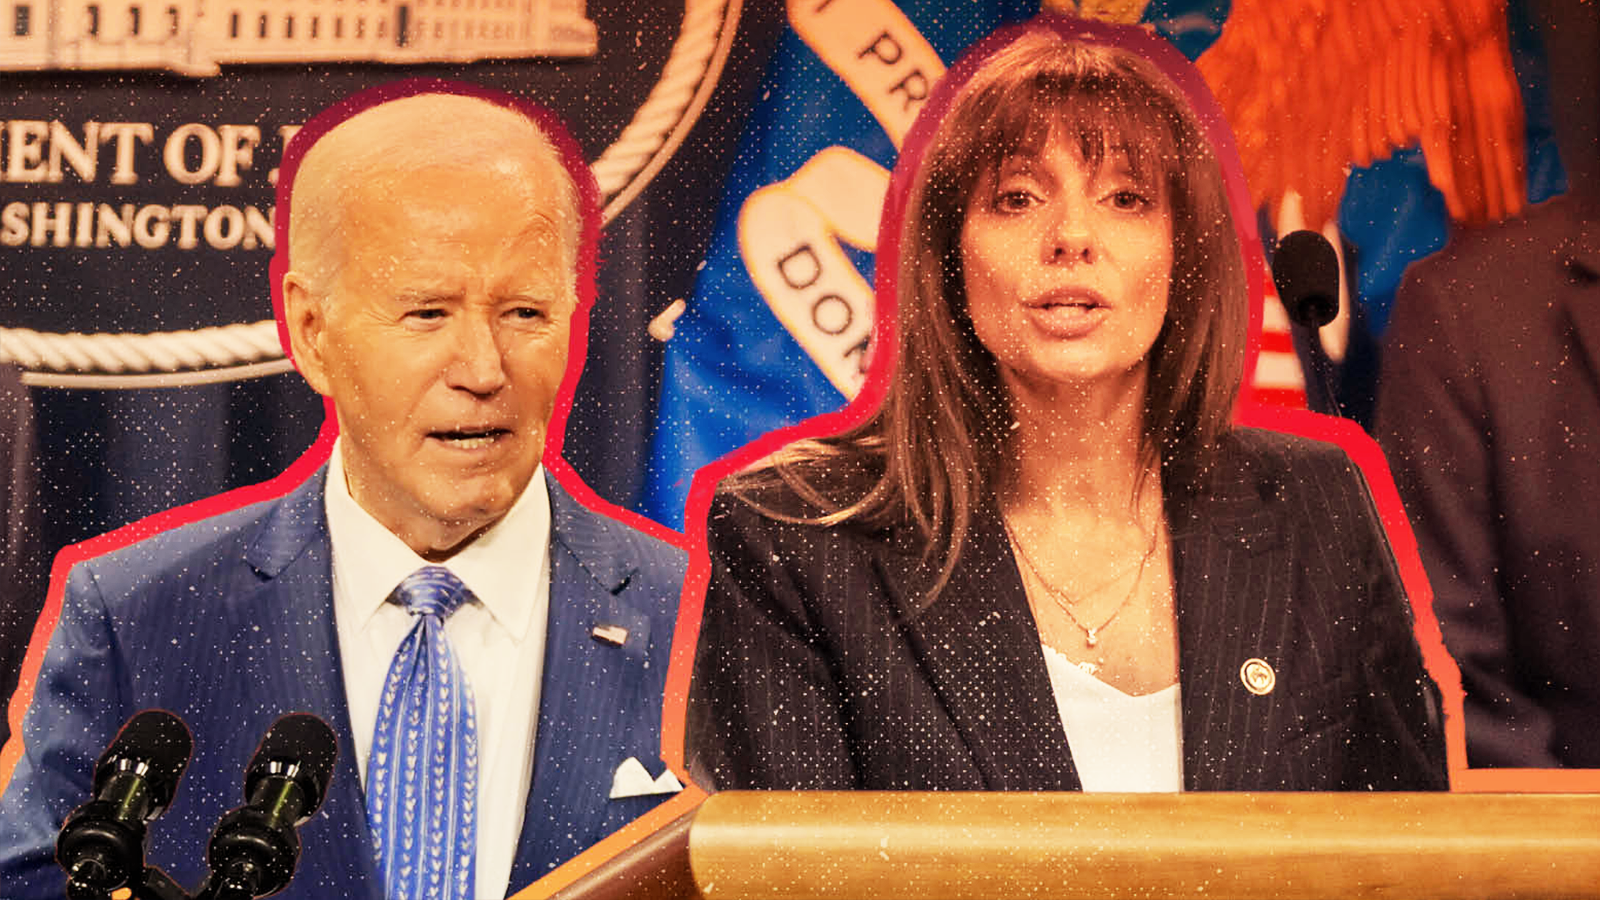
[
  {"x1": 1, "y1": 467, "x2": 685, "y2": 898},
  {"x1": 686, "y1": 427, "x2": 1447, "y2": 791}
]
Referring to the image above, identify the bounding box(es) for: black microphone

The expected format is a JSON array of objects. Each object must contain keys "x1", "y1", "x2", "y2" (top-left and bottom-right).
[
  {"x1": 199, "y1": 713, "x2": 338, "y2": 900},
  {"x1": 1272, "y1": 229, "x2": 1348, "y2": 417},
  {"x1": 56, "y1": 709, "x2": 193, "y2": 900},
  {"x1": 1272, "y1": 229, "x2": 1341, "y2": 329}
]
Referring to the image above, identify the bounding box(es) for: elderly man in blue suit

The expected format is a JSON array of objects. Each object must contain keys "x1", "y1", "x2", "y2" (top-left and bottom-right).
[{"x1": 0, "y1": 88, "x2": 687, "y2": 899}]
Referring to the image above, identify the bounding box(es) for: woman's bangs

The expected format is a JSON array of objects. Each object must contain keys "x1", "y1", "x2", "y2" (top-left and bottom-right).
[
  {"x1": 1057, "y1": 84, "x2": 1180, "y2": 196},
  {"x1": 966, "y1": 68, "x2": 1181, "y2": 197}
]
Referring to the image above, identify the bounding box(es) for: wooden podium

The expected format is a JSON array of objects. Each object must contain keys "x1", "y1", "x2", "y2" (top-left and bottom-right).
[{"x1": 550, "y1": 791, "x2": 1600, "y2": 900}]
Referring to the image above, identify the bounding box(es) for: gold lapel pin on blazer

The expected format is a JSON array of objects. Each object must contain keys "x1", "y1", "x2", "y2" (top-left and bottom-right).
[
  {"x1": 591, "y1": 623, "x2": 629, "y2": 646},
  {"x1": 1240, "y1": 657, "x2": 1276, "y2": 695}
]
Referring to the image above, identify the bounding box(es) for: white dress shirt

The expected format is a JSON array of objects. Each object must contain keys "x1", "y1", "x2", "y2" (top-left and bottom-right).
[
  {"x1": 1041, "y1": 644, "x2": 1182, "y2": 792},
  {"x1": 325, "y1": 443, "x2": 551, "y2": 899}
]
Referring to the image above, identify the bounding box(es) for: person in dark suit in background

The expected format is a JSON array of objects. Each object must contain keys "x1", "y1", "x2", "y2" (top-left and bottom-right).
[
  {"x1": 1376, "y1": 0, "x2": 1599, "y2": 768},
  {"x1": 1, "y1": 88, "x2": 686, "y2": 899},
  {"x1": 0, "y1": 362, "x2": 41, "y2": 753},
  {"x1": 687, "y1": 20, "x2": 1446, "y2": 793}
]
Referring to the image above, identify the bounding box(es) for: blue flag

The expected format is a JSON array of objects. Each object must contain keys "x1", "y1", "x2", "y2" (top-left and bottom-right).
[{"x1": 646, "y1": 0, "x2": 1044, "y2": 528}]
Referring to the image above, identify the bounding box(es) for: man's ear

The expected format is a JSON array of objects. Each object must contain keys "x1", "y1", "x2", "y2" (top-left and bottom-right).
[{"x1": 283, "y1": 271, "x2": 332, "y2": 397}]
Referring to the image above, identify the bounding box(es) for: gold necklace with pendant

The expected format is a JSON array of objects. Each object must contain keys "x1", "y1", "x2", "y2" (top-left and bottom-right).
[{"x1": 1003, "y1": 516, "x2": 1159, "y2": 675}]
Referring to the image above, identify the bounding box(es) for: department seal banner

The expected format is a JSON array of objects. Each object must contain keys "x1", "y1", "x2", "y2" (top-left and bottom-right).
[{"x1": 0, "y1": 0, "x2": 738, "y2": 387}]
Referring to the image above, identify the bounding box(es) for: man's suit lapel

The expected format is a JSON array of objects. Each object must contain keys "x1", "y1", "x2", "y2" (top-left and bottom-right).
[
  {"x1": 879, "y1": 503, "x2": 1082, "y2": 790},
  {"x1": 508, "y1": 473, "x2": 661, "y2": 888},
  {"x1": 238, "y1": 467, "x2": 382, "y2": 899},
  {"x1": 1168, "y1": 452, "x2": 1288, "y2": 791}
]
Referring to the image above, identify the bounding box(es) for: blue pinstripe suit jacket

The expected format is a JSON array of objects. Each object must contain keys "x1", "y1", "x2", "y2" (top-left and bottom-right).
[{"x1": 1, "y1": 466, "x2": 686, "y2": 898}]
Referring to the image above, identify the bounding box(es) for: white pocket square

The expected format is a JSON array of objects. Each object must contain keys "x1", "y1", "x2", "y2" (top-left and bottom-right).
[{"x1": 609, "y1": 756, "x2": 684, "y2": 799}]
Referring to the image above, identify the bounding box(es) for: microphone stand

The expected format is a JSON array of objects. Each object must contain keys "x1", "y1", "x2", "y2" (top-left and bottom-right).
[
  {"x1": 1289, "y1": 318, "x2": 1346, "y2": 420},
  {"x1": 64, "y1": 864, "x2": 190, "y2": 900},
  {"x1": 124, "y1": 867, "x2": 193, "y2": 900}
]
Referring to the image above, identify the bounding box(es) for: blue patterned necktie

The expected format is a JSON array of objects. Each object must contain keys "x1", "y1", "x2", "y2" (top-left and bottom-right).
[{"x1": 366, "y1": 566, "x2": 479, "y2": 900}]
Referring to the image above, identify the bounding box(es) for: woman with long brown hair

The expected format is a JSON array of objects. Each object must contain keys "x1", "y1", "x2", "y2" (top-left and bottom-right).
[{"x1": 686, "y1": 20, "x2": 1446, "y2": 792}]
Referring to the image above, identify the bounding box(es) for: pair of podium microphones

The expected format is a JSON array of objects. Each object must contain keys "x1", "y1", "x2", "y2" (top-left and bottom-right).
[{"x1": 55, "y1": 710, "x2": 338, "y2": 900}]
